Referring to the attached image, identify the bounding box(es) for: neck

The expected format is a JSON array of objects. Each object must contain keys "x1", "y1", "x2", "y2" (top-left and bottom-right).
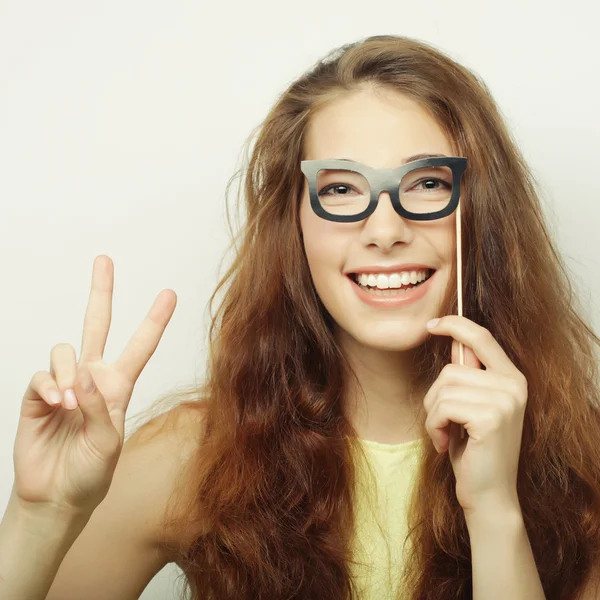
[{"x1": 338, "y1": 330, "x2": 427, "y2": 445}]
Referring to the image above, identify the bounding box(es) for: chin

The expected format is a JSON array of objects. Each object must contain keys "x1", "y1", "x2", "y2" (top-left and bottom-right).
[{"x1": 337, "y1": 321, "x2": 430, "y2": 352}]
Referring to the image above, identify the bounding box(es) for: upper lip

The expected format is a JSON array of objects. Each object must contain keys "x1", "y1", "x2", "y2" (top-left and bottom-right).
[{"x1": 345, "y1": 263, "x2": 436, "y2": 275}]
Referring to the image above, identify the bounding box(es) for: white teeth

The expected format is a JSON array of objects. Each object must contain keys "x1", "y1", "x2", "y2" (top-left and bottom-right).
[
  {"x1": 355, "y1": 269, "x2": 431, "y2": 289},
  {"x1": 376, "y1": 274, "x2": 389, "y2": 289}
]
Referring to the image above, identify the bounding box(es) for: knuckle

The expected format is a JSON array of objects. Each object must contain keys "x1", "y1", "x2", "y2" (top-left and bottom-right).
[
  {"x1": 440, "y1": 363, "x2": 456, "y2": 381},
  {"x1": 508, "y1": 395, "x2": 525, "y2": 415},
  {"x1": 439, "y1": 396, "x2": 451, "y2": 411},
  {"x1": 439, "y1": 384, "x2": 456, "y2": 399},
  {"x1": 500, "y1": 396, "x2": 515, "y2": 415},
  {"x1": 485, "y1": 408, "x2": 503, "y2": 431},
  {"x1": 511, "y1": 380, "x2": 524, "y2": 400},
  {"x1": 424, "y1": 416, "x2": 433, "y2": 435},
  {"x1": 31, "y1": 369, "x2": 49, "y2": 382},
  {"x1": 520, "y1": 374, "x2": 528, "y2": 393},
  {"x1": 511, "y1": 375, "x2": 528, "y2": 403},
  {"x1": 31, "y1": 370, "x2": 52, "y2": 391},
  {"x1": 29, "y1": 371, "x2": 60, "y2": 403},
  {"x1": 477, "y1": 327, "x2": 492, "y2": 342}
]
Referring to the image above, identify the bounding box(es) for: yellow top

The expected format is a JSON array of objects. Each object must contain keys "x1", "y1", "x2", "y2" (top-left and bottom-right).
[{"x1": 350, "y1": 435, "x2": 425, "y2": 599}]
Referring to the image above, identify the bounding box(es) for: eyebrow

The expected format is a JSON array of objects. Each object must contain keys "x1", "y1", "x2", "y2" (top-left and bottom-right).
[{"x1": 334, "y1": 153, "x2": 449, "y2": 164}]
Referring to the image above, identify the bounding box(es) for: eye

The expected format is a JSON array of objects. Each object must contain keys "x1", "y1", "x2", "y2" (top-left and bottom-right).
[
  {"x1": 318, "y1": 184, "x2": 358, "y2": 196},
  {"x1": 408, "y1": 177, "x2": 452, "y2": 192},
  {"x1": 419, "y1": 178, "x2": 447, "y2": 190}
]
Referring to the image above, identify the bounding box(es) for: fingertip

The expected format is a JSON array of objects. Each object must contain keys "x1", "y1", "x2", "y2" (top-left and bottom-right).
[
  {"x1": 63, "y1": 389, "x2": 79, "y2": 410},
  {"x1": 162, "y1": 288, "x2": 178, "y2": 306},
  {"x1": 48, "y1": 389, "x2": 62, "y2": 406}
]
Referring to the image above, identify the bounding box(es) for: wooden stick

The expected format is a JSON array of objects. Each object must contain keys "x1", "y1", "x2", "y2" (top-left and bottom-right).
[{"x1": 456, "y1": 200, "x2": 466, "y2": 440}]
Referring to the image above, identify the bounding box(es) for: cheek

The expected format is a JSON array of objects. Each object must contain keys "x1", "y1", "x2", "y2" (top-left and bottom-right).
[
  {"x1": 301, "y1": 200, "x2": 342, "y2": 274},
  {"x1": 303, "y1": 222, "x2": 340, "y2": 278},
  {"x1": 300, "y1": 218, "x2": 352, "y2": 313}
]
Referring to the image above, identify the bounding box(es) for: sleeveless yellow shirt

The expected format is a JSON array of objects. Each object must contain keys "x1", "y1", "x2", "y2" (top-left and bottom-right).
[{"x1": 350, "y1": 435, "x2": 426, "y2": 599}]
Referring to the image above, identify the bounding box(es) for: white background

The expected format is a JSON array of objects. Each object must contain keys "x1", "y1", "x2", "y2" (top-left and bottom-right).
[{"x1": 1, "y1": 0, "x2": 599, "y2": 597}]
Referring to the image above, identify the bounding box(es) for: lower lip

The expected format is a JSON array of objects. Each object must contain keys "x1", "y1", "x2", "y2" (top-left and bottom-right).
[{"x1": 348, "y1": 271, "x2": 436, "y2": 309}]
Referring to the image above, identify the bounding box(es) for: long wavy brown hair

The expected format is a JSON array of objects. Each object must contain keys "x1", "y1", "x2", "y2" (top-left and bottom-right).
[{"x1": 128, "y1": 35, "x2": 600, "y2": 599}]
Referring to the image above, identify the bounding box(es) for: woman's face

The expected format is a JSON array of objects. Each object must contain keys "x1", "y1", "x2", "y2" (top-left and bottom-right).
[{"x1": 299, "y1": 87, "x2": 457, "y2": 352}]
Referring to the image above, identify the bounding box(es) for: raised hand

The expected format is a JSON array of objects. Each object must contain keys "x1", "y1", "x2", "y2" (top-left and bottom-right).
[
  {"x1": 423, "y1": 315, "x2": 528, "y2": 517},
  {"x1": 12, "y1": 255, "x2": 177, "y2": 517}
]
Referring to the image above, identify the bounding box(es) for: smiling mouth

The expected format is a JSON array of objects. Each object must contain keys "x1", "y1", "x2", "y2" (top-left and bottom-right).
[{"x1": 347, "y1": 268, "x2": 436, "y2": 291}]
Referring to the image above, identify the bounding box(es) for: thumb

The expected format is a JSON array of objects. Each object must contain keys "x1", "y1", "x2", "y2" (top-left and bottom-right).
[{"x1": 73, "y1": 363, "x2": 119, "y2": 447}]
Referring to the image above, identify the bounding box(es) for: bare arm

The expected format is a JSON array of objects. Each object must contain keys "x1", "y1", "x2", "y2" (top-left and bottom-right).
[
  {"x1": 466, "y1": 504, "x2": 546, "y2": 600},
  {"x1": 0, "y1": 489, "x2": 89, "y2": 600},
  {"x1": 467, "y1": 502, "x2": 600, "y2": 599}
]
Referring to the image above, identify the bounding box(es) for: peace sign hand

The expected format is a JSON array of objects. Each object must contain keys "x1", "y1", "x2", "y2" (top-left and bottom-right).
[{"x1": 12, "y1": 255, "x2": 177, "y2": 518}]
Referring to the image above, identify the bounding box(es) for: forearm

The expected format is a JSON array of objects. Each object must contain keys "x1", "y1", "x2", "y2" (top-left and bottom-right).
[
  {"x1": 0, "y1": 489, "x2": 89, "y2": 600},
  {"x1": 466, "y1": 503, "x2": 546, "y2": 600}
]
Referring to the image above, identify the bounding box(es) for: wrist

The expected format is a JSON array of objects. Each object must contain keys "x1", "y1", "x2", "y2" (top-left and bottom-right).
[
  {"x1": 0, "y1": 493, "x2": 90, "y2": 600},
  {"x1": 463, "y1": 495, "x2": 523, "y2": 531},
  {"x1": 14, "y1": 502, "x2": 90, "y2": 540},
  {"x1": 9, "y1": 487, "x2": 92, "y2": 525},
  {"x1": 7, "y1": 488, "x2": 91, "y2": 538}
]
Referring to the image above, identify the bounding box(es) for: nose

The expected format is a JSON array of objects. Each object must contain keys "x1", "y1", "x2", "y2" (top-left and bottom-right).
[{"x1": 359, "y1": 190, "x2": 412, "y2": 251}]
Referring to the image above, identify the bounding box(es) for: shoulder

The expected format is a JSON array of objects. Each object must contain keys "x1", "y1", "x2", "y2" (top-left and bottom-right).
[
  {"x1": 125, "y1": 400, "x2": 209, "y2": 562},
  {"x1": 128, "y1": 400, "x2": 207, "y2": 452}
]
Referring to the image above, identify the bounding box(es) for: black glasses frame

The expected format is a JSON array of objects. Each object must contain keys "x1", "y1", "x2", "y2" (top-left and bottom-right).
[{"x1": 300, "y1": 156, "x2": 468, "y2": 223}]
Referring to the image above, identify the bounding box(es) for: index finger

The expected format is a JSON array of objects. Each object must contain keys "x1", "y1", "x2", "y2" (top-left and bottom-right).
[
  {"x1": 429, "y1": 315, "x2": 515, "y2": 376},
  {"x1": 114, "y1": 289, "x2": 177, "y2": 383},
  {"x1": 79, "y1": 255, "x2": 114, "y2": 364}
]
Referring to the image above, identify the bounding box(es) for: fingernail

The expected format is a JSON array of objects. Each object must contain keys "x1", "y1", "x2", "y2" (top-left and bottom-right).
[
  {"x1": 48, "y1": 390, "x2": 62, "y2": 405},
  {"x1": 64, "y1": 389, "x2": 78, "y2": 409},
  {"x1": 426, "y1": 318, "x2": 440, "y2": 329}
]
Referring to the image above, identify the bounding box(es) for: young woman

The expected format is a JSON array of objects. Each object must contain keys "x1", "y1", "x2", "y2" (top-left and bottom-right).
[{"x1": 2, "y1": 34, "x2": 600, "y2": 600}]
